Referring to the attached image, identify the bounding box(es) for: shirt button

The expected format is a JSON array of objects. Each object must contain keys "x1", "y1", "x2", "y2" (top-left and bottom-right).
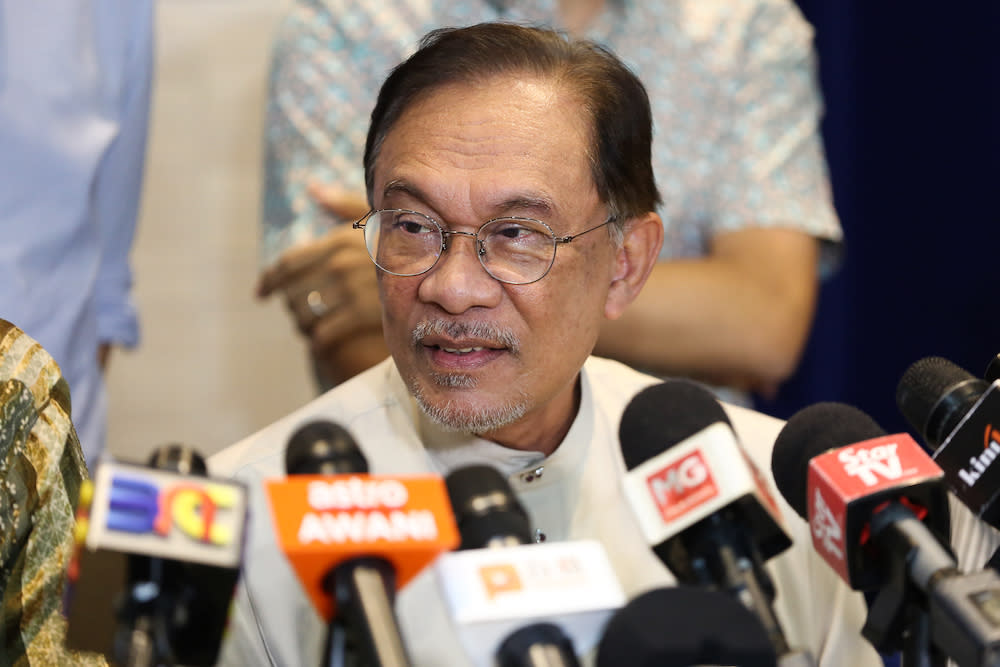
[{"x1": 520, "y1": 466, "x2": 545, "y2": 483}]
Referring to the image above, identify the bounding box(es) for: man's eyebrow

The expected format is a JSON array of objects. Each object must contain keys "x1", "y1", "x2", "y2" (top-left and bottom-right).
[
  {"x1": 381, "y1": 182, "x2": 557, "y2": 218},
  {"x1": 492, "y1": 196, "x2": 556, "y2": 219},
  {"x1": 381, "y1": 180, "x2": 426, "y2": 203}
]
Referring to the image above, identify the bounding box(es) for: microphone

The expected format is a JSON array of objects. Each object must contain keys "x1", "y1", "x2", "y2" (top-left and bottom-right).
[
  {"x1": 265, "y1": 420, "x2": 458, "y2": 667},
  {"x1": 897, "y1": 356, "x2": 1000, "y2": 527},
  {"x1": 617, "y1": 380, "x2": 798, "y2": 659},
  {"x1": 435, "y1": 465, "x2": 625, "y2": 667},
  {"x1": 445, "y1": 463, "x2": 533, "y2": 550},
  {"x1": 771, "y1": 402, "x2": 1000, "y2": 665},
  {"x1": 595, "y1": 586, "x2": 778, "y2": 667},
  {"x1": 984, "y1": 354, "x2": 1000, "y2": 384},
  {"x1": 65, "y1": 444, "x2": 249, "y2": 667}
]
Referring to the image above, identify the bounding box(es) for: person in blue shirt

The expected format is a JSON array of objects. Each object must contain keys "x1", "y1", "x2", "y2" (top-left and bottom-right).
[{"x1": 0, "y1": 0, "x2": 154, "y2": 470}]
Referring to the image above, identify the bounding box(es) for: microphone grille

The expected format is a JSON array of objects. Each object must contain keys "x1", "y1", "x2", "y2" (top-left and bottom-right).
[
  {"x1": 618, "y1": 379, "x2": 731, "y2": 471},
  {"x1": 445, "y1": 465, "x2": 532, "y2": 548},
  {"x1": 497, "y1": 623, "x2": 575, "y2": 667},
  {"x1": 897, "y1": 356, "x2": 988, "y2": 449},
  {"x1": 596, "y1": 587, "x2": 777, "y2": 667},
  {"x1": 771, "y1": 402, "x2": 886, "y2": 518},
  {"x1": 285, "y1": 420, "x2": 367, "y2": 475},
  {"x1": 148, "y1": 443, "x2": 207, "y2": 476}
]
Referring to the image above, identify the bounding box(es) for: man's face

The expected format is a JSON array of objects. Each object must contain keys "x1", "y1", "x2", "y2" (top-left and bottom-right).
[{"x1": 371, "y1": 74, "x2": 621, "y2": 450}]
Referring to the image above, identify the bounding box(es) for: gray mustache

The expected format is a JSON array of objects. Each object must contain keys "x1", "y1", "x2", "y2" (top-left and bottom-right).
[{"x1": 411, "y1": 320, "x2": 520, "y2": 354}]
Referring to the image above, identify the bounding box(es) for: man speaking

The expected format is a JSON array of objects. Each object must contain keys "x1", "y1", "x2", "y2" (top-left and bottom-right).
[{"x1": 211, "y1": 23, "x2": 881, "y2": 666}]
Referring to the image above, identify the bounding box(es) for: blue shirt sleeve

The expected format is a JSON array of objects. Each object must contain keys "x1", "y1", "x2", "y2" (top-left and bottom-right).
[{"x1": 93, "y1": 0, "x2": 154, "y2": 348}]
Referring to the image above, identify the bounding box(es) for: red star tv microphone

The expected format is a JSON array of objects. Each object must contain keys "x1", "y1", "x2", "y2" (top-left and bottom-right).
[
  {"x1": 617, "y1": 380, "x2": 805, "y2": 663},
  {"x1": 65, "y1": 444, "x2": 248, "y2": 667},
  {"x1": 434, "y1": 465, "x2": 625, "y2": 667},
  {"x1": 265, "y1": 420, "x2": 458, "y2": 667},
  {"x1": 595, "y1": 586, "x2": 777, "y2": 667},
  {"x1": 897, "y1": 356, "x2": 1000, "y2": 528},
  {"x1": 771, "y1": 402, "x2": 1000, "y2": 666}
]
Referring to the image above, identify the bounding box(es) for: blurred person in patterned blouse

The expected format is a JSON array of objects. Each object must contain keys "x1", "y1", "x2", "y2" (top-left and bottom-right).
[
  {"x1": 1, "y1": 319, "x2": 106, "y2": 666},
  {"x1": 257, "y1": 0, "x2": 837, "y2": 409}
]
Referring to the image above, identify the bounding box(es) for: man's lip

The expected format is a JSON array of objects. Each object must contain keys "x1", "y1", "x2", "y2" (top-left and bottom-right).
[
  {"x1": 422, "y1": 344, "x2": 507, "y2": 368},
  {"x1": 420, "y1": 337, "x2": 507, "y2": 352}
]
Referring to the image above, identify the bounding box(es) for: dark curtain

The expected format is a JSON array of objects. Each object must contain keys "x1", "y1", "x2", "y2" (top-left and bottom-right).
[{"x1": 757, "y1": 0, "x2": 1000, "y2": 439}]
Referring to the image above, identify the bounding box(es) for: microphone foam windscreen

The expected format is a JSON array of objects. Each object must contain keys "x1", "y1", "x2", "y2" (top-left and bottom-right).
[
  {"x1": 148, "y1": 443, "x2": 207, "y2": 476},
  {"x1": 445, "y1": 464, "x2": 532, "y2": 548},
  {"x1": 896, "y1": 356, "x2": 988, "y2": 448},
  {"x1": 596, "y1": 586, "x2": 777, "y2": 667},
  {"x1": 618, "y1": 379, "x2": 731, "y2": 471},
  {"x1": 770, "y1": 402, "x2": 886, "y2": 518},
  {"x1": 285, "y1": 420, "x2": 367, "y2": 475}
]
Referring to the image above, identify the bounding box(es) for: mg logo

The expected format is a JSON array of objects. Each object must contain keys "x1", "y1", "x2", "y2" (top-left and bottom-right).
[
  {"x1": 646, "y1": 451, "x2": 718, "y2": 523},
  {"x1": 837, "y1": 443, "x2": 902, "y2": 487}
]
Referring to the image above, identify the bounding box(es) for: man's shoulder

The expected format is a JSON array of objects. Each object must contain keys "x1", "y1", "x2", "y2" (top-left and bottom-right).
[
  {"x1": 724, "y1": 402, "x2": 785, "y2": 444},
  {"x1": 583, "y1": 355, "x2": 786, "y2": 464},
  {"x1": 583, "y1": 356, "x2": 662, "y2": 403},
  {"x1": 208, "y1": 359, "x2": 399, "y2": 479}
]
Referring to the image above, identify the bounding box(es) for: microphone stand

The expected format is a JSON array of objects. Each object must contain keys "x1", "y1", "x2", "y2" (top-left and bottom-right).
[
  {"x1": 497, "y1": 623, "x2": 581, "y2": 667},
  {"x1": 901, "y1": 605, "x2": 947, "y2": 667},
  {"x1": 322, "y1": 557, "x2": 412, "y2": 667},
  {"x1": 113, "y1": 583, "x2": 175, "y2": 667},
  {"x1": 674, "y1": 513, "x2": 792, "y2": 658}
]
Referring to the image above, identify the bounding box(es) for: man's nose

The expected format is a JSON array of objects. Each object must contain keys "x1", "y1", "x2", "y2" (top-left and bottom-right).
[{"x1": 417, "y1": 231, "x2": 503, "y2": 313}]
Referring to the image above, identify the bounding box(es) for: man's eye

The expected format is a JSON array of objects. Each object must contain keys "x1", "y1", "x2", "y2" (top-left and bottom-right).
[
  {"x1": 497, "y1": 226, "x2": 526, "y2": 239},
  {"x1": 491, "y1": 223, "x2": 546, "y2": 243},
  {"x1": 394, "y1": 217, "x2": 435, "y2": 235}
]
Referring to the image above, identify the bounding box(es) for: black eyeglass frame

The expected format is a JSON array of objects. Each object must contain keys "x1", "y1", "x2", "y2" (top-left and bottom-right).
[{"x1": 352, "y1": 208, "x2": 617, "y2": 285}]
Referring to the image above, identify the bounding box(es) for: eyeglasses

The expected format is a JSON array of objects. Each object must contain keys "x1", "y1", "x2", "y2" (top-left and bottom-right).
[{"x1": 352, "y1": 209, "x2": 616, "y2": 285}]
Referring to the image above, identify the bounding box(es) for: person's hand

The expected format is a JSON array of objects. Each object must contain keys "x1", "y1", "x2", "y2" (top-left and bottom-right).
[{"x1": 257, "y1": 184, "x2": 388, "y2": 386}]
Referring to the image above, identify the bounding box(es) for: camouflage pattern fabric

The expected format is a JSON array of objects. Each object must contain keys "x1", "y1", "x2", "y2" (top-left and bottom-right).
[{"x1": 0, "y1": 319, "x2": 107, "y2": 666}]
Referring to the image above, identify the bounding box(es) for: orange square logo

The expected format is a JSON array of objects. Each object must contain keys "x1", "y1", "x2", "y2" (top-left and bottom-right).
[{"x1": 478, "y1": 564, "x2": 522, "y2": 599}]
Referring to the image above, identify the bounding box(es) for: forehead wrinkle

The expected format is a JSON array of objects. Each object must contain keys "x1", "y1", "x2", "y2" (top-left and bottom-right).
[
  {"x1": 383, "y1": 174, "x2": 559, "y2": 222},
  {"x1": 376, "y1": 75, "x2": 595, "y2": 223}
]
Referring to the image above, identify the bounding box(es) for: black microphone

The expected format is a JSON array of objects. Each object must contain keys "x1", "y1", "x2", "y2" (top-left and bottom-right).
[
  {"x1": 897, "y1": 356, "x2": 1000, "y2": 527},
  {"x1": 984, "y1": 354, "x2": 1000, "y2": 384},
  {"x1": 437, "y1": 465, "x2": 624, "y2": 667},
  {"x1": 496, "y1": 624, "x2": 580, "y2": 667},
  {"x1": 65, "y1": 444, "x2": 248, "y2": 667},
  {"x1": 617, "y1": 380, "x2": 798, "y2": 660},
  {"x1": 443, "y1": 465, "x2": 579, "y2": 667},
  {"x1": 595, "y1": 586, "x2": 777, "y2": 667},
  {"x1": 281, "y1": 420, "x2": 413, "y2": 667},
  {"x1": 771, "y1": 402, "x2": 1000, "y2": 666},
  {"x1": 444, "y1": 463, "x2": 532, "y2": 549}
]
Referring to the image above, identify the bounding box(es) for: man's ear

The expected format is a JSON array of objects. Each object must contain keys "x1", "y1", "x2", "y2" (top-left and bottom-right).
[{"x1": 604, "y1": 211, "x2": 663, "y2": 320}]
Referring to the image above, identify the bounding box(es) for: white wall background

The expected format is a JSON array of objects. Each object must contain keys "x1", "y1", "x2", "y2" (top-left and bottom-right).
[{"x1": 105, "y1": 0, "x2": 316, "y2": 463}]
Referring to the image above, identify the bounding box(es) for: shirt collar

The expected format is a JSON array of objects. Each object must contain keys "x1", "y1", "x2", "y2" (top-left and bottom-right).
[{"x1": 395, "y1": 363, "x2": 595, "y2": 489}]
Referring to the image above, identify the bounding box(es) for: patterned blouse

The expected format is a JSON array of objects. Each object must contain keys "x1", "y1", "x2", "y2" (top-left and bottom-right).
[
  {"x1": 260, "y1": 0, "x2": 841, "y2": 274},
  {"x1": 0, "y1": 319, "x2": 106, "y2": 666}
]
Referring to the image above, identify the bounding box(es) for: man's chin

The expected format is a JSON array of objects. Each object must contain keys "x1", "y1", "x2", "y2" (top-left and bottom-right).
[
  {"x1": 411, "y1": 380, "x2": 529, "y2": 434},
  {"x1": 426, "y1": 369, "x2": 480, "y2": 389}
]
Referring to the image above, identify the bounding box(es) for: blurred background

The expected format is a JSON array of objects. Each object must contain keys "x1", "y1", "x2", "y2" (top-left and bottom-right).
[
  {"x1": 105, "y1": 0, "x2": 314, "y2": 462},
  {"x1": 105, "y1": 0, "x2": 999, "y2": 463}
]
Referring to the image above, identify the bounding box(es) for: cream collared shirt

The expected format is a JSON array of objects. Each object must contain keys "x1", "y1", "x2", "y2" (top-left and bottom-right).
[{"x1": 211, "y1": 356, "x2": 882, "y2": 667}]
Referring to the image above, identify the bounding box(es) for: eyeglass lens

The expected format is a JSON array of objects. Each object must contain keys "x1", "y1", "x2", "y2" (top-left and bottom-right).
[{"x1": 363, "y1": 210, "x2": 557, "y2": 284}]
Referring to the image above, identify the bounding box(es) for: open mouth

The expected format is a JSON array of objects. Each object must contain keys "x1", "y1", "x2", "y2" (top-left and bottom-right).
[
  {"x1": 437, "y1": 345, "x2": 487, "y2": 355},
  {"x1": 412, "y1": 320, "x2": 520, "y2": 363}
]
